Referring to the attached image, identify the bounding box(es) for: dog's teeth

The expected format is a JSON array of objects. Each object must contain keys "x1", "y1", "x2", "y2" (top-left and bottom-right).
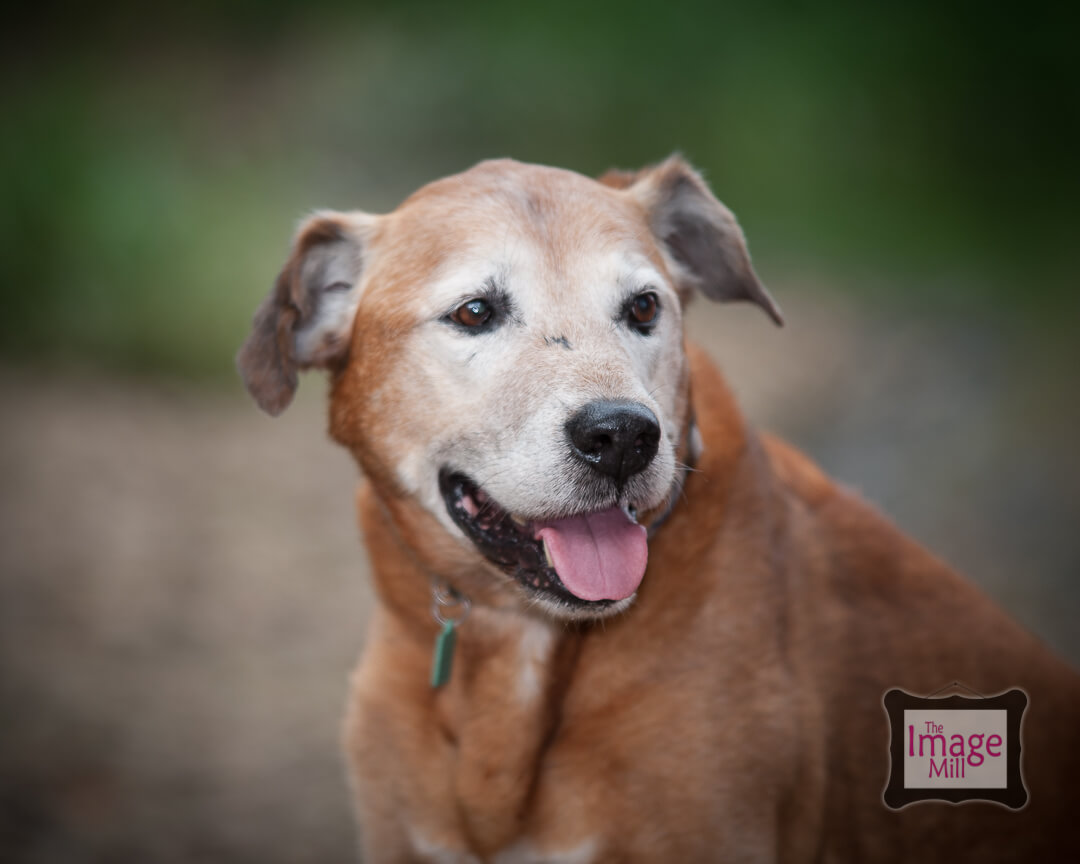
[
  {"x1": 510, "y1": 514, "x2": 527, "y2": 527},
  {"x1": 542, "y1": 538, "x2": 555, "y2": 568}
]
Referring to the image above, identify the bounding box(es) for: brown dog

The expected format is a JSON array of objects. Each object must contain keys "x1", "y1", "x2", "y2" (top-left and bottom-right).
[{"x1": 238, "y1": 158, "x2": 1080, "y2": 862}]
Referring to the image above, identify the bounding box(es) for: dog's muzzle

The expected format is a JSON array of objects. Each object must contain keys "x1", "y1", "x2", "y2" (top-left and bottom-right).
[{"x1": 438, "y1": 399, "x2": 667, "y2": 615}]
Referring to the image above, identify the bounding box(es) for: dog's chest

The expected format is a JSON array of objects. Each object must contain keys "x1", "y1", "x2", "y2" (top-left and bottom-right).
[
  {"x1": 409, "y1": 830, "x2": 599, "y2": 864},
  {"x1": 411, "y1": 616, "x2": 735, "y2": 863},
  {"x1": 402, "y1": 617, "x2": 612, "y2": 861}
]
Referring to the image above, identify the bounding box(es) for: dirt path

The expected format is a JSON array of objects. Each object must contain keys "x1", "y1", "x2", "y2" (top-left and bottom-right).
[
  {"x1": 2, "y1": 293, "x2": 1076, "y2": 862},
  {"x1": 0, "y1": 371, "x2": 370, "y2": 861}
]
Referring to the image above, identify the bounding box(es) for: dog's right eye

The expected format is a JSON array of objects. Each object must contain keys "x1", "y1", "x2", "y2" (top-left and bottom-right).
[{"x1": 451, "y1": 298, "x2": 493, "y2": 329}]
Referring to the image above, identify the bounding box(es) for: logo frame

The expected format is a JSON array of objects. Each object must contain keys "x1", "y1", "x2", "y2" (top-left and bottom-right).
[{"x1": 882, "y1": 687, "x2": 1028, "y2": 810}]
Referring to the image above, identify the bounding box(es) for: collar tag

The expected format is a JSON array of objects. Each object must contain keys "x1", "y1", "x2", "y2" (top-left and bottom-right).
[
  {"x1": 430, "y1": 619, "x2": 458, "y2": 688},
  {"x1": 429, "y1": 579, "x2": 470, "y2": 689}
]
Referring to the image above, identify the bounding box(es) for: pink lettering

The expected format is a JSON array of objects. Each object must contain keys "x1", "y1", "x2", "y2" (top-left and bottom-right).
[
  {"x1": 918, "y1": 733, "x2": 946, "y2": 757},
  {"x1": 968, "y1": 733, "x2": 985, "y2": 767}
]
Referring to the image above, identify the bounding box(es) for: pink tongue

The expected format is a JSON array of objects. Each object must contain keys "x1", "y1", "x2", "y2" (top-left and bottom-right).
[{"x1": 534, "y1": 507, "x2": 648, "y2": 602}]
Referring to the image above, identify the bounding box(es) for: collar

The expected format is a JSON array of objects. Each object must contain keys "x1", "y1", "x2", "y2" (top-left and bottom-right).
[{"x1": 646, "y1": 412, "x2": 699, "y2": 540}]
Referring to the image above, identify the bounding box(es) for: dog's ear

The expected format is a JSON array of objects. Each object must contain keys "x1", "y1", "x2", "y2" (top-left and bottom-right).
[
  {"x1": 626, "y1": 156, "x2": 783, "y2": 326},
  {"x1": 237, "y1": 210, "x2": 375, "y2": 415}
]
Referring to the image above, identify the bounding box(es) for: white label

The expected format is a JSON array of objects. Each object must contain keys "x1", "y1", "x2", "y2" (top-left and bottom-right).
[{"x1": 903, "y1": 709, "x2": 1007, "y2": 789}]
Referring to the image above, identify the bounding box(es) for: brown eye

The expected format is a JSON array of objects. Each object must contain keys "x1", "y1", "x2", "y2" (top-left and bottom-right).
[
  {"x1": 628, "y1": 292, "x2": 658, "y2": 328},
  {"x1": 452, "y1": 298, "x2": 492, "y2": 328}
]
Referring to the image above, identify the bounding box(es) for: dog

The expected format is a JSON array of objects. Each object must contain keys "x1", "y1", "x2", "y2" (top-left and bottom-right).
[{"x1": 238, "y1": 157, "x2": 1080, "y2": 862}]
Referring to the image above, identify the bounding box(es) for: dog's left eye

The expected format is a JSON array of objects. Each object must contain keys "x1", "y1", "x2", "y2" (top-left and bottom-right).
[
  {"x1": 627, "y1": 292, "x2": 659, "y2": 331},
  {"x1": 451, "y1": 298, "x2": 493, "y2": 329}
]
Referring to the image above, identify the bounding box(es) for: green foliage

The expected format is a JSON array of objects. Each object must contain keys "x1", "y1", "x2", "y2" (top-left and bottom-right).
[{"x1": 2, "y1": 1, "x2": 1076, "y2": 377}]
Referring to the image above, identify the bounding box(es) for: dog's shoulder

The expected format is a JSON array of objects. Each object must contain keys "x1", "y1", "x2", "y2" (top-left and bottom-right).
[{"x1": 759, "y1": 433, "x2": 833, "y2": 510}]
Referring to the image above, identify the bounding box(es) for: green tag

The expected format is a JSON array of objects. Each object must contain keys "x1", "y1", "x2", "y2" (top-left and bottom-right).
[{"x1": 430, "y1": 619, "x2": 457, "y2": 689}]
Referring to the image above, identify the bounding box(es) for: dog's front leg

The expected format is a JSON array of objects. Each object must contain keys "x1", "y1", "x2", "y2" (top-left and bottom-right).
[{"x1": 344, "y1": 609, "x2": 477, "y2": 863}]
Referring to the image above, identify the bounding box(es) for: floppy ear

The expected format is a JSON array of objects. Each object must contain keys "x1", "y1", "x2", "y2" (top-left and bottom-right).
[
  {"x1": 626, "y1": 156, "x2": 783, "y2": 326},
  {"x1": 236, "y1": 210, "x2": 374, "y2": 416}
]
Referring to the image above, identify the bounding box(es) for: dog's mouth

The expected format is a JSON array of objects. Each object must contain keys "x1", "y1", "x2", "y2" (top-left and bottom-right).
[{"x1": 438, "y1": 469, "x2": 648, "y2": 610}]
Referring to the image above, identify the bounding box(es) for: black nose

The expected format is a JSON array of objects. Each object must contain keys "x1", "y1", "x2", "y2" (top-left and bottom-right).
[{"x1": 566, "y1": 400, "x2": 661, "y2": 485}]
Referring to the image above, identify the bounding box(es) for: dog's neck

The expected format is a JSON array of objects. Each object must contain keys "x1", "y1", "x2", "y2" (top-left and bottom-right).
[
  {"x1": 353, "y1": 343, "x2": 753, "y2": 854},
  {"x1": 357, "y1": 488, "x2": 580, "y2": 852}
]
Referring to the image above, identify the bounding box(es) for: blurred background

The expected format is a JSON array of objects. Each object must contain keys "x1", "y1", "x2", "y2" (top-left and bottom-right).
[{"x1": 2, "y1": 1, "x2": 1078, "y2": 861}]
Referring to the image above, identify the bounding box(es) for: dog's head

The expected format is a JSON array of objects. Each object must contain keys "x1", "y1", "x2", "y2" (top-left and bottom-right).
[{"x1": 238, "y1": 157, "x2": 780, "y2": 620}]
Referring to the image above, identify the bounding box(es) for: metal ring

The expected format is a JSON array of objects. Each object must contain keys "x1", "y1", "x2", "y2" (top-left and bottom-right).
[
  {"x1": 430, "y1": 579, "x2": 471, "y2": 626},
  {"x1": 432, "y1": 581, "x2": 463, "y2": 607},
  {"x1": 431, "y1": 594, "x2": 470, "y2": 626}
]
